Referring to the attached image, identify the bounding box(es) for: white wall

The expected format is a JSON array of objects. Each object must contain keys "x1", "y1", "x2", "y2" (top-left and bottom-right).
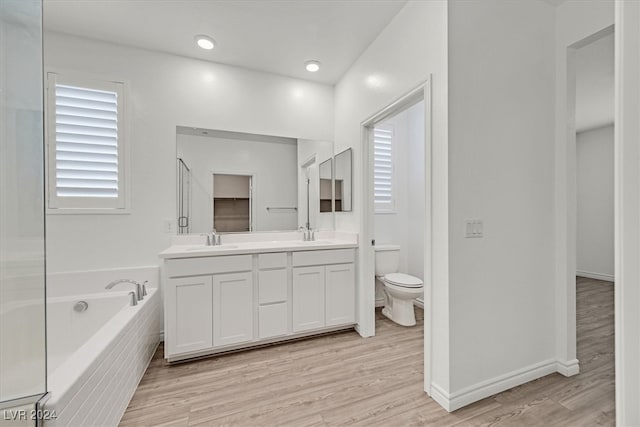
[
  {"x1": 43, "y1": 32, "x2": 334, "y2": 273},
  {"x1": 177, "y1": 134, "x2": 298, "y2": 233},
  {"x1": 554, "y1": 0, "x2": 614, "y2": 376},
  {"x1": 406, "y1": 103, "x2": 426, "y2": 280},
  {"x1": 334, "y1": 0, "x2": 449, "y2": 398},
  {"x1": 447, "y1": 0, "x2": 556, "y2": 403},
  {"x1": 576, "y1": 125, "x2": 614, "y2": 280}
]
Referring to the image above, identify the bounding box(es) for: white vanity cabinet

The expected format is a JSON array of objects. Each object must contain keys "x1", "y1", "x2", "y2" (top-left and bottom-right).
[
  {"x1": 292, "y1": 249, "x2": 356, "y2": 332},
  {"x1": 162, "y1": 247, "x2": 356, "y2": 362},
  {"x1": 165, "y1": 275, "x2": 213, "y2": 355},
  {"x1": 213, "y1": 272, "x2": 253, "y2": 346},
  {"x1": 257, "y1": 253, "x2": 289, "y2": 339},
  {"x1": 292, "y1": 266, "x2": 326, "y2": 332}
]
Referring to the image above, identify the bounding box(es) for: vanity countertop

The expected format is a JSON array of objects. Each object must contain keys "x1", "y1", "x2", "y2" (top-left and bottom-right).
[{"x1": 159, "y1": 232, "x2": 358, "y2": 259}]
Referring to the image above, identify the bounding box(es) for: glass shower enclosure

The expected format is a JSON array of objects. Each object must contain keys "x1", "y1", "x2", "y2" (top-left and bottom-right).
[{"x1": 0, "y1": 0, "x2": 48, "y2": 422}]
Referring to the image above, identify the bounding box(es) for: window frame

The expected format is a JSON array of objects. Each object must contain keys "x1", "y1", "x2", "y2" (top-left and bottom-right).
[
  {"x1": 373, "y1": 123, "x2": 397, "y2": 214},
  {"x1": 45, "y1": 71, "x2": 130, "y2": 214}
]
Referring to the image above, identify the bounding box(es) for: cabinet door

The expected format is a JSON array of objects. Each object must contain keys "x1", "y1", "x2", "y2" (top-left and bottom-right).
[
  {"x1": 325, "y1": 263, "x2": 356, "y2": 326},
  {"x1": 292, "y1": 266, "x2": 325, "y2": 332},
  {"x1": 259, "y1": 303, "x2": 288, "y2": 339},
  {"x1": 166, "y1": 276, "x2": 213, "y2": 356},
  {"x1": 213, "y1": 272, "x2": 254, "y2": 347}
]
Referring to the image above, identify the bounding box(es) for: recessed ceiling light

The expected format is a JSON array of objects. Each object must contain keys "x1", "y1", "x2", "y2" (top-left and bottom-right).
[
  {"x1": 195, "y1": 35, "x2": 215, "y2": 50},
  {"x1": 305, "y1": 60, "x2": 321, "y2": 73}
]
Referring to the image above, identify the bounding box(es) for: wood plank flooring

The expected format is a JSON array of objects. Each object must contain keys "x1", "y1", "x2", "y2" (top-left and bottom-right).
[{"x1": 120, "y1": 278, "x2": 614, "y2": 426}]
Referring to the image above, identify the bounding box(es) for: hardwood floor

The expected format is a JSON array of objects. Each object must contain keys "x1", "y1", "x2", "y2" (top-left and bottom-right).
[{"x1": 120, "y1": 278, "x2": 614, "y2": 426}]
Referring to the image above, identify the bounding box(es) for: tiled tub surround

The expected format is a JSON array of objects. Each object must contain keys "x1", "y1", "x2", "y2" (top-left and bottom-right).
[
  {"x1": 161, "y1": 231, "x2": 358, "y2": 362},
  {"x1": 44, "y1": 268, "x2": 161, "y2": 427}
]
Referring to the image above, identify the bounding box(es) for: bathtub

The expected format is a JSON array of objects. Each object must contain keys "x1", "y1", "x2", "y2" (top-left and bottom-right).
[{"x1": 45, "y1": 288, "x2": 160, "y2": 426}]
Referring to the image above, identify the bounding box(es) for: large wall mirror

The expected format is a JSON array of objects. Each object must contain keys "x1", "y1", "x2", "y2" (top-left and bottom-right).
[
  {"x1": 176, "y1": 126, "x2": 334, "y2": 234},
  {"x1": 334, "y1": 148, "x2": 353, "y2": 212}
]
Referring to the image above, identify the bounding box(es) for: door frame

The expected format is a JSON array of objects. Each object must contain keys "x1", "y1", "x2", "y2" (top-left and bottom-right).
[
  {"x1": 211, "y1": 170, "x2": 256, "y2": 232},
  {"x1": 360, "y1": 80, "x2": 433, "y2": 394}
]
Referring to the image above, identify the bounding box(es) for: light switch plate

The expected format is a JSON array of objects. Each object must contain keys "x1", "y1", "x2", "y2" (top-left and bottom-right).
[{"x1": 465, "y1": 219, "x2": 483, "y2": 238}]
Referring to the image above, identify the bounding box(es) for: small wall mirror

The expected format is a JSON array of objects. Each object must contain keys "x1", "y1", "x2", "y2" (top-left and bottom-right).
[
  {"x1": 319, "y1": 158, "x2": 333, "y2": 213},
  {"x1": 334, "y1": 148, "x2": 352, "y2": 212}
]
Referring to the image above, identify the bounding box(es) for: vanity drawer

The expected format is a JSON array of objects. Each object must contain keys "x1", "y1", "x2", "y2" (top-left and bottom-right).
[
  {"x1": 258, "y1": 269, "x2": 288, "y2": 304},
  {"x1": 292, "y1": 249, "x2": 355, "y2": 267},
  {"x1": 258, "y1": 252, "x2": 287, "y2": 269},
  {"x1": 259, "y1": 303, "x2": 288, "y2": 339},
  {"x1": 166, "y1": 255, "x2": 252, "y2": 278}
]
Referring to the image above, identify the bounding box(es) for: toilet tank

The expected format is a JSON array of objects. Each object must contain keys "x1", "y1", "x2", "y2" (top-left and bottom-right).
[{"x1": 374, "y1": 244, "x2": 401, "y2": 276}]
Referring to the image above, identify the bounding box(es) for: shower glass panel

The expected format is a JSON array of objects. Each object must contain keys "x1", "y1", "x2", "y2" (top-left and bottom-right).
[{"x1": 0, "y1": 0, "x2": 47, "y2": 409}]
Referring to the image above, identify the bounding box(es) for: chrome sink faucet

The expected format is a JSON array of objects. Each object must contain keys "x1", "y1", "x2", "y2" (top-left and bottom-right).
[
  {"x1": 299, "y1": 226, "x2": 315, "y2": 241},
  {"x1": 106, "y1": 279, "x2": 143, "y2": 301},
  {"x1": 207, "y1": 229, "x2": 221, "y2": 246}
]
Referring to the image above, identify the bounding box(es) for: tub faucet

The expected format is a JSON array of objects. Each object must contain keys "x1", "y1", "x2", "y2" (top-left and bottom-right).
[
  {"x1": 106, "y1": 279, "x2": 142, "y2": 301},
  {"x1": 128, "y1": 291, "x2": 138, "y2": 306}
]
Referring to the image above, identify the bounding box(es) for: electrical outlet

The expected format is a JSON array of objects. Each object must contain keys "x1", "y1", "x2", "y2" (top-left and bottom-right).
[
  {"x1": 465, "y1": 219, "x2": 483, "y2": 238},
  {"x1": 164, "y1": 219, "x2": 175, "y2": 234}
]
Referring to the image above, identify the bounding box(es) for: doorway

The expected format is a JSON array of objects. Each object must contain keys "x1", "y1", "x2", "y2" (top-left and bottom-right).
[
  {"x1": 212, "y1": 173, "x2": 253, "y2": 232},
  {"x1": 562, "y1": 24, "x2": 615, "y2": 397},
  {"x1": 361, "y1": 82, "x2": 432, "y2": 393}
]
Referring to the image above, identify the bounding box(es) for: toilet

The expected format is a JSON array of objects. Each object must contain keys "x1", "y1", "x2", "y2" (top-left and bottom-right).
[{"x1": 375, "y1": 244, "x2": 423, "y2": 326}]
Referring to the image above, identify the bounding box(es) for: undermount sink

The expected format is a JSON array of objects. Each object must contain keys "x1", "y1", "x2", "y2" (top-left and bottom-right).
[{"x1": 185, "y1": 245, "x2": 239, "y2": 251}]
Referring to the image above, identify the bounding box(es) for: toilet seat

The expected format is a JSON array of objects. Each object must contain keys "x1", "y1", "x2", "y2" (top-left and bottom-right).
[{"x1": 383, "y1": 273, "x2": 423, "y2": 288}]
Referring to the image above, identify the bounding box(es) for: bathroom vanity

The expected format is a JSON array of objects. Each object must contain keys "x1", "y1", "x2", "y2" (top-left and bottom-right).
[{"x1": 159, "y1": 233, "x2": 358, "y2": 362}]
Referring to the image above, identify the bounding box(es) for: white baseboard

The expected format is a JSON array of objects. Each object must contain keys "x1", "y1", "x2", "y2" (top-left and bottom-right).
[
  {"x1": 430, "y1": 383, "x2": 453, "y2": 412},
  {"x1": 429, "y1": 358, "x2": 559, "y2": 412},
  {"x1": 556, "y1": 358, "x2": 580, "y2": 376},
  {"x1": 414, "y1": 298, "x2": 424, "y2": 309},
  {"x1": 576, "y1": 270, "x2": 614, "y2": 282}
]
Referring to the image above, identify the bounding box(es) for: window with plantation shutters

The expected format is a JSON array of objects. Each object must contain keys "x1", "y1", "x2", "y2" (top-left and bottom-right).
[
  {"x1": 46, "y1": 73, "x2": 126, "y2": 211},
  {"x1": 373, "y1": 124, "x2": 395, "y2": 212}
]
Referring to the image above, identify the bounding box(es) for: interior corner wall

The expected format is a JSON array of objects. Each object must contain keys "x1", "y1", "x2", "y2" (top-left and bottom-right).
[
  {"x1": 333, "y1": 0, "x2": 449, "y2": 396},
  {"x1": 576, "y1": 125, "x2": 614, "y2": 281},
  {"x1": 554, "y1": 0, "x2": 614, "y2": 373},
  {"x1": 447, "y1": 0, "x2": 556, "y2": 400},
  {"x1": 43, "y1": 32, "x2": 334, "y2": 274}
]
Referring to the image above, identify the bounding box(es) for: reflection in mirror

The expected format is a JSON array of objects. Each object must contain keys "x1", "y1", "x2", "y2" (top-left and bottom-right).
[
  {"x1": 334, "y1": 148, "x2": 353, "y2": 212},
  {"x1": 176, "y1": 127, "x2": 334, "y2": 234},
  {"x1": 319, "y1": 158, "x2": 333, "y2": 213}
]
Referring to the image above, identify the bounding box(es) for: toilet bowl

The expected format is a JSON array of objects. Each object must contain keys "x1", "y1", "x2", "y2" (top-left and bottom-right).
[{"x1": 375, "y1": 245, "x2": 423, "y2": 327}]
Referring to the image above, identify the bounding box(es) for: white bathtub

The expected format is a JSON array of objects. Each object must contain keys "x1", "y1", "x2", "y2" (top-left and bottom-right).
[{"x1": 45, "y1": 288, "x2": 161, "y2": 427}]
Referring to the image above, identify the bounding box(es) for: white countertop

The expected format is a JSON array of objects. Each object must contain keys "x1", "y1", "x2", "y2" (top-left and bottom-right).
[{"x1": 159, "y1": 231, "x2": 358, "y2": 259}]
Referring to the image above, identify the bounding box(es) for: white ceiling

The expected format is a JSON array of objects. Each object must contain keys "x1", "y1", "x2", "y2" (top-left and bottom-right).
[
  {"x1": 43, "y1": 0, "x2": 408, "y2": 85},
  {"x1": 575, "y1": 32, "x2": 614, "y2": 133}
]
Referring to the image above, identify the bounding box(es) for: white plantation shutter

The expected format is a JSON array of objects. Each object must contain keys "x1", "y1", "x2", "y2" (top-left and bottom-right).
[
  {"x1": 47, "y1": 73, "x2": 126, "y2": 210},
  {"x1": 374, "y1": 125, "x2": 395, "y2": 212}
]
